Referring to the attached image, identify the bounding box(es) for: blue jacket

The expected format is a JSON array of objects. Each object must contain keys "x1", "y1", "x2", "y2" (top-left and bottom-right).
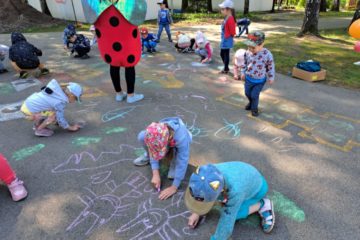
[
  {"x1": 9, "y1": 32, "x2": 42, "y2": 69},
  {"x1": 24, "y1": 79, "x2": 70, "y2": 129},
  {"x1": 141, "y1": 33, "x2": 157, "y2": 47},
  {"x1": 210, "y1": 162, "x2": 266, "y2": 240},
  {"x1": 158, "y1": 9, "x2": 173, "y2": 25},
  {"x1": 63, "y1": 24, "x2": 76, "y2": 45},
  {"x1": 67, "y1": 34, "x2": 91, "y2": 52},
  {"x1": 149, "y1": 117, "x2": 192, "y2": 188}
]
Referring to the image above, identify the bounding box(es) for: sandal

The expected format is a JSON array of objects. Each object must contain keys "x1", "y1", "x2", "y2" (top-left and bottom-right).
[
  {"x1": 219, "y1": 70, "x2": 229, "y2": 75},
  {"x1": 258, "y1": 198, "x2": 275, "y2": 234}
]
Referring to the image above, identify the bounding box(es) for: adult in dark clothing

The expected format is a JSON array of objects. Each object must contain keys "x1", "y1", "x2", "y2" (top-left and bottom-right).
[
  {"x1": 67, "y1": 33, "x2": 91, "y2": 59},
  {"x1": 9, "y1": 32, "x2": 49, "y2": 79}
]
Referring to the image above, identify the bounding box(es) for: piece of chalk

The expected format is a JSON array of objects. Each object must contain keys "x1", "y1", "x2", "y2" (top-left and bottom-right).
[{"x1": 157, "y1": 187, "x2": 161, "y2": 192}]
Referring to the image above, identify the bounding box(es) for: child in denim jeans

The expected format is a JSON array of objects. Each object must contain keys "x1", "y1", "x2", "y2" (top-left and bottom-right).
[
  {"x1": 157, "y1": 0, "x2": 173, "y2": 42},
  {"x1": 241, "y1": 31, "x2": 275, "y2": 117}
]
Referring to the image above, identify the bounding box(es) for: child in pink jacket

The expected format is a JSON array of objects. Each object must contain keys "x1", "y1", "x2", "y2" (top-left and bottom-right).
[{"x1": 194, "y1": 31, "x2": 213, "y2": 64}]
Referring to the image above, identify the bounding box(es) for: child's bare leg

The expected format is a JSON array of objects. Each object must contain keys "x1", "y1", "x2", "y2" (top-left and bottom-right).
[
  {"x1": 37, "y1": 114, "x2": 56, "y2": 130},
  {"x1": 248, "y1": 202, "x2": 261, "y2": 214}
]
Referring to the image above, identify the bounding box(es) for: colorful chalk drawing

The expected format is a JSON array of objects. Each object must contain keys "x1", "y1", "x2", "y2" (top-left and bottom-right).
[
  {"x1": 214, "y1": 119, "x2": 242, "y2": 140},
  {"x1": 72, "y1": 137, "x2": 102, "y2": 146},
  {"x1": 269, "y1": 191, "x2": 306, "y2": 222},
  {"x1": 101, "y1": 106, "x2": 137, "y2": 123},
  {"x1": 11, "y1": 78, "x2": 41, "y2": 92},
  {"x1": 257, "y1": 127, "x2": 297, "y2": 153},
  {"x1": 0, "y1": 101, "x2": 25, "y2": 122},
  {"x1": 82, "y1": 86, "x2": 107, "y2": 99},
  {"x1": 53, "y1": 166, "x2": 195, "y2": 239},
  {"x1": 103, "y1": 126, "x2": 127, "y2": 135},
  {"x1": 52, "y1": 144, "x2": 142, "y2": 173},
  {"x1": 12, "y1": 144, "x2": 45, "y2": 161},
  {"x1": 0, "y1": 82, "x2": 14, "y2": 95},
  {"x1": 217, "y1": 93, "x2": 360, "y2": 152}
]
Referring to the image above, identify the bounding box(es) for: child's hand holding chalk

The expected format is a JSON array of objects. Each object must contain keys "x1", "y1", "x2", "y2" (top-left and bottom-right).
[{"x1": 151, "y1": 170, "x2": 161, "y2": 192}]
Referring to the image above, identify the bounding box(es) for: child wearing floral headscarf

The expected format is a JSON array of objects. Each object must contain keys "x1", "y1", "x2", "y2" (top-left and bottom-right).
[{"x1": 134, "y1": 117, "x2": 192, "y2": 200}]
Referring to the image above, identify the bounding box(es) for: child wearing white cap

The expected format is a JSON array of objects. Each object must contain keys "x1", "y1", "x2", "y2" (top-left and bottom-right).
[
  {"x1": 21, "y1": 79, "x2": 83, "y2": 137},
  {"x1": 0, "y1": 44, "x2": 9, "y2": 74},
  {"x1": 218, "y1": 0, "x2": 236, "y2": 74},
  {"x1": 185, "y1": 162, "x2": 275, "y2": 240},
  {"x1": 194, "y1": 31, "x2": 213, "y2": 63}
]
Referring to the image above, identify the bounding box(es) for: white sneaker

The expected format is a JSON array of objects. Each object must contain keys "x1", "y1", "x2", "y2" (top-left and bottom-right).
[{"x1": 133, "y1": 153, "x2": 150, "y2": 166}]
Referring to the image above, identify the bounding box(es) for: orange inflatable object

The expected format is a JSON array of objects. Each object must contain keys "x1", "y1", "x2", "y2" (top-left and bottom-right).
[
  {"x1": 94, "y1": 5, "x2": 141, "y2": 67},
  {"x1": 355, "y1": 41, "x2": 360, "y2": 52},
  {"x1": 349, "y1": 19, "x2": 360, "y2": 39}
]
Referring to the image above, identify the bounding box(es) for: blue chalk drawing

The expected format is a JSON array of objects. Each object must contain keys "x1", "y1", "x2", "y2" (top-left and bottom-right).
[
  {"x1": 214, "y1": 119, "x2": 242, "y2": 140},
  {"x1": 101, "y1": 106, "x2": 137, "y2": 123}
]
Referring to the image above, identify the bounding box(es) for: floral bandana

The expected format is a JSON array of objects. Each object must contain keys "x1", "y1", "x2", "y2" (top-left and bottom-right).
[{"x1": 144, "y1": 122, "x2": 170, "y2": 161}]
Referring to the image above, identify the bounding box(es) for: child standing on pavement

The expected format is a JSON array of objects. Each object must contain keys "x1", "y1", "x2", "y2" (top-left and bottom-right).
[
  {"x1": 219, "y1": 0, "x2": 236, "y2": 74},
  {"x1": 21, "y1": 79, "x2": 83, "y2": 137},
  {"x1": 133, "y1": 117, "x2": 192, "y2": 200},
  {"x1": 241, "y1": 31, "x2": 275, "y2": 117},
  {"x1": 0, "y1": 153, "x2": 28, "y2": 202},
  {"x1": 185, "y1": 162, "x2": 275, "y2": 240},
  {"x1": 157, "y1": 0, "x2": 173, "y2": 43}
]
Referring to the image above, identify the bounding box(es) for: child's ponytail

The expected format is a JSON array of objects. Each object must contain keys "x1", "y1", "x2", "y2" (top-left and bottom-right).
[{"x1": 231, "y1": 8, "x2": 236, "y2": 23}]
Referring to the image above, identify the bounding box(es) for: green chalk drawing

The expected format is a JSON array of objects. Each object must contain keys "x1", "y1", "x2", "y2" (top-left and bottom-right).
[
  {"x1": 72, "y1": 137, "x2": 101, "y2": 146},
  {"x1": 241, "y1": 214, "x2": 261, "y2": 227},
  {"x1": 135, "y1": 148, "x2": 146, "y2": 157},
  {"x1": 12, "y1": 144, "x2": 45, "y2": 161},
  {"x1": 231, "y1": 96, "x2": 246, "y2": 103},
  {"x1": 296, "y1": 114, "x2": 321, "y2": 126},
  {"x1": 0, "y1": 83, "x2": 14, "y2": 95},
  {"x1": 269, "y1": 191, "x2": 306, "y2": 222},
  {"x1": 104, "y1": 127, "x2": 127, "y2": 135},
  {"x1": 262, "y1": 113, "x2": 285, "y2": 120}
]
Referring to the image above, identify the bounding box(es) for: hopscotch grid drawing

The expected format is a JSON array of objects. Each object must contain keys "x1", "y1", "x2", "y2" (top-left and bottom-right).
[{"x1": 217, "y1": 93, "x2": 360, "y2": 152}]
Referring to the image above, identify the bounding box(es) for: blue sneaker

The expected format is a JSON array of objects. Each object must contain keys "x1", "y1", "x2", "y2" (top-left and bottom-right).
[
  {"x1": 127, "y1": 93, "x2": 144, "y2": 103},
  {"x1": 115, "y1": 92, "x2": 127, "y2": 102}
]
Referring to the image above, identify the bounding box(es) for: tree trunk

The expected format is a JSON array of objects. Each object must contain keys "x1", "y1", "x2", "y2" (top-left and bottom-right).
[
  {"x1": 298, "y1": 0, "x2": 321, "y2": 37},
  {"x1": 207, "y1": 0, "x2": 213, "y2": 12},
  {"x1": 350, "y1": 0, "x2": 360, "y2": 25},
  {"x1": 181, "y1": 0, "x2": 188, "y2": 12},
  {"x1": 244, "y1": 0, "x2": 250, "y2": 14},
  {"x1": 331, "y1": 0, "x2": 340, "y2": 11},
  {"x1": 270, "y1": 0, "x2": 276, "y2": 12},
  {"x1": 320, "y1": 0, "x2": 327, "y2": 12}
]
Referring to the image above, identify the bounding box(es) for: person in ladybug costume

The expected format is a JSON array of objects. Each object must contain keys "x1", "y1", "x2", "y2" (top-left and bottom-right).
[{"x1": 94, "y1": 4, "x2": 144, "y2": 103}]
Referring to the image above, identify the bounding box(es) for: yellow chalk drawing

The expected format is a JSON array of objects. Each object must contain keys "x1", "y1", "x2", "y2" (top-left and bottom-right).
[
  {"x1": 137, "y1": 69, "x2": 184, "y2": 89},
  {"x1": 82, "y1": 86, "x2": 107, "y2": 98},
  {"x1": 217, "y1": 93, "x2": 360, "y2": 152},
  {"x1": 69, "y1": 68, "x2": 103, "y2": 81}
]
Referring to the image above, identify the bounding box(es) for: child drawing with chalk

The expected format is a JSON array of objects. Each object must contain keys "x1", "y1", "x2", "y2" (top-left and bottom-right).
[
  {"x1": 134, "y1": 117, "x2": 192, "y2": 200},
  {"x1": 240, "y1": 31, "x2": 275, "y2": 117},
  {"x1": 194, "y1": 31, "x2": 213, "y2": 64},
  {"x1": 0, "y1": 153, "x2": 28, "y2": 202},
  {"x1": 185, "y1": 162, "x2": 275, "y2": 239},
  {"x1": 21, "y1": 79, "x2": 83, "y2": 137}
]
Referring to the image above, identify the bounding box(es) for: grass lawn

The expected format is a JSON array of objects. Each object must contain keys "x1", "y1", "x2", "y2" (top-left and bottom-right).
[{"x1": 235, "y1": 28, "x2": 360, "y2": 89}]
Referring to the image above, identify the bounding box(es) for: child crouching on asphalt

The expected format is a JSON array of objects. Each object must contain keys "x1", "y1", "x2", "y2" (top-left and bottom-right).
[
  {"x1": 185, "y1": 161, "x2": 275, "y2": 240},
  {"x1": 0, "y1": 44, "x2": 9, "y2": 74},
  {"x1": 194, "y1": 31, "x2": 213, "y2": 64},
  {"x1": 140, "y1": 27, "x2": 158, "y2": 53},
  {"x1": 133, "y1": 117, "x2": 192, "y2": 200},
  {"x1": 21, "y1": 79, "x2": 83, "y2": 137},
  {"x1": 175, "y1": 31, "x2": 195, "y2": 53},
  {"x1": 67, "y1": 33, "x2": 91, "y2": 59},
  {"x1": 241, "y1": 31, "x2": 275, "y2": 117},
  {"x1": 0, "y1": 153, "x2": 28, "y2": 202}
]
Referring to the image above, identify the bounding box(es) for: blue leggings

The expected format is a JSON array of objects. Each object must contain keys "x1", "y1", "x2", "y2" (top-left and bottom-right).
[
  {"x1": 143, "y1": 41, "x2": 157, "y2": 50},
  {"x1": 236, "y1": 177, "x2": 268, "y2": 219}
]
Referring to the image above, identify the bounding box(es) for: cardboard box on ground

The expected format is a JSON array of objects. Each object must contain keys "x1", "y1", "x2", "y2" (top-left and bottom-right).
[{"x1": 292, "y1": 67, "x2": 327, "y2": 82}]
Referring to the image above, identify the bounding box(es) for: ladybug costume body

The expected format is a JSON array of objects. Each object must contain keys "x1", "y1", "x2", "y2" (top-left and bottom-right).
[{"x1": 94, "y1": 5, "x2": 143, "y2": 102}]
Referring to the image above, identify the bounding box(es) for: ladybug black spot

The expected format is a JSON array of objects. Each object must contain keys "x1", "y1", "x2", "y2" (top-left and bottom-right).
[
  {"x1": 95, "y1": 29, "x2": 101, "y2": 38},
  {"x1": 105, "y1": 54, "x2": 112, "y2": 63},
  {"x1": 127, "y1": 55, "x2": 135, "y2": 64},
  {"x1": 132, "y1": 29, "x2": 138, "y2": 38},
  {"x1": 112, "y1": 42, "x2": 122, "y2": 52},
  {"x1": 109, "y1": 16, "x2": 119, "y2": 27}
]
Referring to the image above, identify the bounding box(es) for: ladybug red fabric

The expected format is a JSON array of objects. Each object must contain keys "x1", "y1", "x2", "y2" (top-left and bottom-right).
[{"x1": 94, "y1": 5, "x2": 141, "y2": 67}]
